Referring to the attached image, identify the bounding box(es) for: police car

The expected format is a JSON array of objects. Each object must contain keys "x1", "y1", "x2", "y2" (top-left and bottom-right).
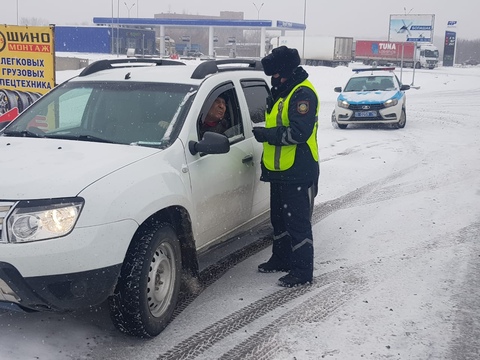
[
  {"x1": 0, "y1": 58, "x2": 271, "y2": 338},
  {"x1": 332, "y1": 67, "x2": 410, "y2": 129}
]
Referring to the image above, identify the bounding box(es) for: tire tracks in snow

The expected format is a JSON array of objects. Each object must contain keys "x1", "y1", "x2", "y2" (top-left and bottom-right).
[
  {"x1": 158, "y1": 220, "x2": 480, "y2": 360},
  {"x1": 217, "y1": 221, "x2": 480, "y2": 360}
]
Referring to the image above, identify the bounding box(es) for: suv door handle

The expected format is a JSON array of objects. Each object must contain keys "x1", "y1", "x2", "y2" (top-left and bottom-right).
[{"x1": 242, "y1": 154, "x2": 253, "y2": 164}]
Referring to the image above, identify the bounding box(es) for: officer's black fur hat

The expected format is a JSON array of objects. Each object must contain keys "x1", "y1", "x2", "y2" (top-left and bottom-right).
[{"x1": 261, "y1": 46, "x2": 301, "y2": 78}]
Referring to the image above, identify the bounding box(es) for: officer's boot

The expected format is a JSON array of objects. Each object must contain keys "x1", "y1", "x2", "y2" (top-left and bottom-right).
[{"x1": 258, "y1": 233, "x2": 292, "y2": 273}]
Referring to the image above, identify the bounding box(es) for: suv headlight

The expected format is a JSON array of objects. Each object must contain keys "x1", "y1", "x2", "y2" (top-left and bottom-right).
[
  {"x1": 384, "y1": 99, "x2": 398, "y2": 108},
  {"x1": 337, "y1": 99, "x2": 350, "y2": 109},
  {"x1": 6, "y1": 198, "x2": 84, "y2": 243}
]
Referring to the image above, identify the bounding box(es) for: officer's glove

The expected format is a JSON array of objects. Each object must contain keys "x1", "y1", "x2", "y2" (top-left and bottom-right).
[{"x1": 252, "y1": 127, "x2": 268, "y2": 143}]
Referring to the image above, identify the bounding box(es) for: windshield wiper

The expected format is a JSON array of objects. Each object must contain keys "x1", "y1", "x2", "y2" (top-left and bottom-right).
[
  {"x1": 45, "y1": 134, "x2": 115, "y2": 143},
  {"x1": 3, "y1": 129, "x2": 45, "y2": 138}
]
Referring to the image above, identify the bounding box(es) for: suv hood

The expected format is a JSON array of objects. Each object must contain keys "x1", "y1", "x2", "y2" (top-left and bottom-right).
[
  {"x1": 0, "y1": 137, "x2": 159, "y2": 199},
  {"x1": 339, "y1": 90, "x2": 398, "y2": 104}
]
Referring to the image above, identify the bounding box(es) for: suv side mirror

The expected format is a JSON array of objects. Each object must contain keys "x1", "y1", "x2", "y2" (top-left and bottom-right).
[
  {"x1": 189, "y1": 131, "x2": 230, "y2": 155},
  {"x1": 400, "y1": 84, "x2": 410, "y2": 91},
  {"x1": 334, "y1": 87, "x2": 342, "y2": 93}
]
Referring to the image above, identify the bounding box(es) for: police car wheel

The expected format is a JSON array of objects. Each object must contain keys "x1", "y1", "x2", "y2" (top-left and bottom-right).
[{"x1": 395, "y1": 109, "x2": 406, "y2": 129}]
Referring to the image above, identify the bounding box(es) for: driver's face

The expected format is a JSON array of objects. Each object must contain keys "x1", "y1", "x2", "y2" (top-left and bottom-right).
[{"x1": 207, "y1": 97, "x2": 226, "y2": 122}]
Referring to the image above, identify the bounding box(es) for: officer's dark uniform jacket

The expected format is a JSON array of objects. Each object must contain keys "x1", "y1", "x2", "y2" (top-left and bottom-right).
[{"x1": 259, "y1": 67, "x2": 319, "y2": 185}]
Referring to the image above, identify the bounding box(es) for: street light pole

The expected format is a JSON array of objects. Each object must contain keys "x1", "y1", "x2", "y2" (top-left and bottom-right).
[
  {"x1": 16, "y1": 0, "x2": 19, "y2": 25},
  {"x1": 252, "y1": 2, "x2": 264, "y2": 20},
  {"x1": 253, "y1": 3, "x2": 264, "y2": 57},
  {"x1": 124, "y1": 2, "x2": 135, "y2": 18}
]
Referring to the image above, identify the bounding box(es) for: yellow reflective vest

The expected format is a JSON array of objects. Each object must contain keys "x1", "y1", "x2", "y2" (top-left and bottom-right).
[{"x1": 262, "y1": 79, "x2": 319, "y2": 171}]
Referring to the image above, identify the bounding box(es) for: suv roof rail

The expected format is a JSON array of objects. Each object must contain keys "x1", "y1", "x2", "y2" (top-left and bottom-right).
[
  {"x1": 191, "y1": 59, "x2": 264, "y2": 79},
  {"x1": 79, "y1": 58, "x2": 186, "y2": 77}
]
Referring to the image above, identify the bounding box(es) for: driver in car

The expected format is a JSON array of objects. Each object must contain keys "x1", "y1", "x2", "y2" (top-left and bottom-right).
[{"x1": 200, "y1": 94, "x2": 228, "y2": 138}]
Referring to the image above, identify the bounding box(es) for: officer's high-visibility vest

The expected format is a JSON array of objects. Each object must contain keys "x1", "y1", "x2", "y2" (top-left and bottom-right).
[{"x1": 263, "y1": 79, "x2": 319, "y2": 171}]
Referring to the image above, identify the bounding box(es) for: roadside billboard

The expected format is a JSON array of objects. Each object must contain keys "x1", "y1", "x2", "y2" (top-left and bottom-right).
[
  {"x1": 0, "y1": 24, "x2": 55, "y2": 117},
  {"x1": 388, "y1": 14, "x2": 435, "y2": 43}
]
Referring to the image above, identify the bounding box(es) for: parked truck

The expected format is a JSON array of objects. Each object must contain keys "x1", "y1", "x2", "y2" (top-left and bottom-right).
[
  {"x1": 269, "y1": 36, "x2": 353, "y2": 67},
  {"x1": 354, "y1": 40, "x2": 439, "y2": 69}
]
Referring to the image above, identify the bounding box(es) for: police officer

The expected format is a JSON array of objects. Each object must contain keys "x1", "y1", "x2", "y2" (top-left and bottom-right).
[{"x1": 252, "y1": 46, "x2": 320, "y2": 287}]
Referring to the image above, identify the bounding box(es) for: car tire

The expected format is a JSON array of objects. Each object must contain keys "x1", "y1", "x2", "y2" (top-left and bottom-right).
[
  {"x1": 331, "y1": 110, "x2": 338, "y2": 128},
  {"x1": 109, "y1": 222, "x2": 182, "y2": 338},
  {"x1": 0, "y1": 89, "x2": 18, "y2": 114},
  {"x1": 331, "y1": 110, "x2": 348, "y2": 129},
  {"x1": 13, "y1": 91, "x2": 31, "y2": 113},
  {"x1": 395, "y1": 109, "x2": 407, "y2": 129}
]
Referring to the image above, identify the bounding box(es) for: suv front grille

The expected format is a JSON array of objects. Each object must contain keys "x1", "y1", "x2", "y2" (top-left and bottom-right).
[{"x1": 0, "y1": 202, "x2": 15, "y2": 242}]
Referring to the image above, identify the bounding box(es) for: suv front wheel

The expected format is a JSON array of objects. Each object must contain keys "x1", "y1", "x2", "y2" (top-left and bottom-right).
[{"x1": 109, "y1": 222, "x2": 182, "y2": 337}]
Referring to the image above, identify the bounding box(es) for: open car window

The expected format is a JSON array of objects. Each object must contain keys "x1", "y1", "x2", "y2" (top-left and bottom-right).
[{"x1": 198, "y1": 85, "x2": 244, "y2": 142}]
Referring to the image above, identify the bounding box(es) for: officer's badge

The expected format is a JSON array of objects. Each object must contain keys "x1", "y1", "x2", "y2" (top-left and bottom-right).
[{"x1": 297, "y1": 101, "x2": 309, "y2": 114}]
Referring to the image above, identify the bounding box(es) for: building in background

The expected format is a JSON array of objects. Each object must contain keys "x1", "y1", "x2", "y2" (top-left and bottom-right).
[
  {"x1": 153, "y1": 11, "x2": 248, "y2": 57},
  {"x1": 55, "y1": 26, "x2": 156, "y2": 55}
]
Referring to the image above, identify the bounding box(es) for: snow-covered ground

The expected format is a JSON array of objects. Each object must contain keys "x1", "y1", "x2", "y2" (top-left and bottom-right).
[{"x1": 1, "y1": 54, "x2": 480, "y2": 359}]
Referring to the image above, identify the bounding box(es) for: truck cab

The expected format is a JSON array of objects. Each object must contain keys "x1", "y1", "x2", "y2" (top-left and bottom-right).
[{"x1": 416, "y1": 43, "x2": 439, "y2": 69}]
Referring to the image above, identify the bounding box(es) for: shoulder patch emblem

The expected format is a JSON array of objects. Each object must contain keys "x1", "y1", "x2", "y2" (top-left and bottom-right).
[{"x1": 297, "y1": 100, "x2": 310, "y2": 114}]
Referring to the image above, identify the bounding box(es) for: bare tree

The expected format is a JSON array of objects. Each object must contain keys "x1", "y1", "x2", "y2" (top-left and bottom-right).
[
  {"x1": 456, "y1": 38, "x2": 480, "y2": 65},
  {"x1": 19, "y1": 17, "x2": 49, "y2": 26}
]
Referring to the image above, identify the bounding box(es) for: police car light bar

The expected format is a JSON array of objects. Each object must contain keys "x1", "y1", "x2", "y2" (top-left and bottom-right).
[{"x1": 353, "y1": 67, "x2": 396, "y2": 73}]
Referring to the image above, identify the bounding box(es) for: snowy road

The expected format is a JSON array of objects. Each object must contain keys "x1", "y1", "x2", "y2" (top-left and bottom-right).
[{"x1": 1, "y1": 65, "x2": 480, "y2": 360}]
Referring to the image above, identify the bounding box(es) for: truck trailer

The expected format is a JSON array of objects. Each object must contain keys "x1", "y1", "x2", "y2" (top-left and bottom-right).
[
  {"x1": 269, "y1": 36, "x2": 353, "y2": 67},
  {"x1": 354, "y1": 40, "x2": 439, "y2": 69}
]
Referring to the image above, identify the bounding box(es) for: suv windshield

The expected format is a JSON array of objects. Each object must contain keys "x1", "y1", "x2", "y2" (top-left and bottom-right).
[{"x1": 3, "y1": 81, "x2": 197, "y2": 147}]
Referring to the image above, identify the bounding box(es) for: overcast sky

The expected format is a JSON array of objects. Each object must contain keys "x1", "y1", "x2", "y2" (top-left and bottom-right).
[{"x1": 0, "y1": 0, "x2": 477, "y2": 40}]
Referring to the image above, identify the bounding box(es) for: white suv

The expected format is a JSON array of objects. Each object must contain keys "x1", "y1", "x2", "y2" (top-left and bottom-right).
[
  {"x1": 332, "y1": 67, "x2": 410, "y2": 129},
  {"x1": 0, "y1": 58, "x2": 271, "y2": 337}
]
